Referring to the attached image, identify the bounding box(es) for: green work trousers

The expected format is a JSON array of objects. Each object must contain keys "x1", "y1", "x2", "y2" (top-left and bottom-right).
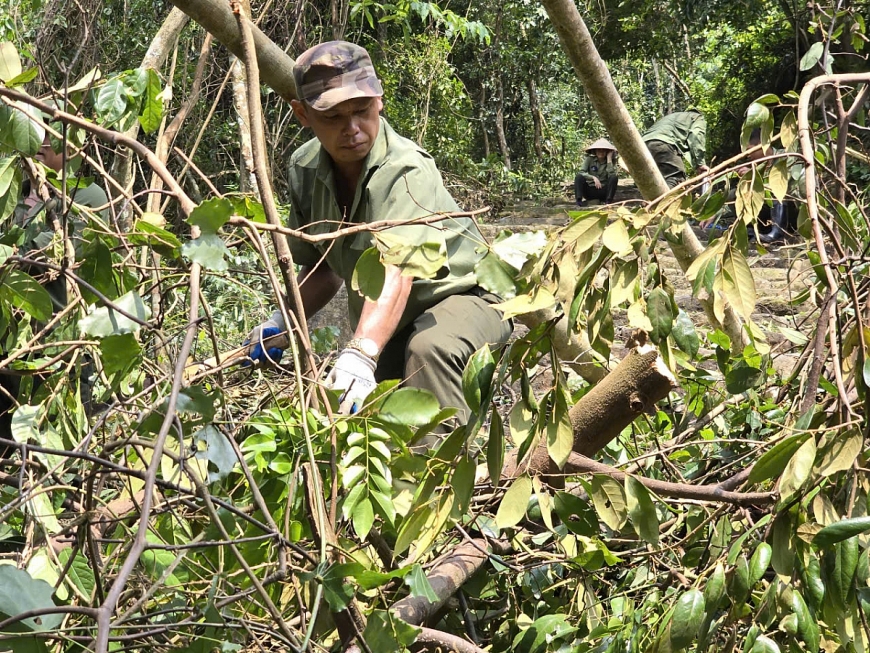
[
  {"x1": 375, "y1": 289, "x2": 512, "y2": 428},
  {"x1": 645, "y1": 139, "x2": 686, "y2": 189}
]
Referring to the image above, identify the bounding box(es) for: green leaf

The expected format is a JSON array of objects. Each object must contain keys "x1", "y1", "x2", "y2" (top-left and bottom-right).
[
  {"x1": 800, "y1": 42, "x2": 825, "y2": 71},
  {"x1": 704, "y1": 563, "x2": 726, "y2": 610},
  {"x1": 815, "y1": 429, "x2": 862, "y2": 477},
  {"x1": 749, "y1": 432, "x2": 811, "y2": 483},
  {"x1": 647, "y1": 287, "x2": 674, "y2": 343},
  {"x1": 625, "y1": 476, "x2": 659, "y2": 545},
  {"x1": 670, "y1": 589, "x2": 705, "y2": 649},
  {"x1": 182, "y1": 234, "x2": 231, "y2": 272},
  {"x1": 194, "y1": 425, "x2": 238, "y2": 482},
  {"x1": 99, "y1": 333, "x2": 141, "y2": 375},
  {"x1": 545, "y1": 389, "x2": 572, "y2": 470},
  {"x1": 138, "y1": 68, "x2": 163, "y2": 134},
  {"x1": 321, "y1": 563, "x2": 357, "y2": 611},
  {"x1": 0, "y1": 41, "x2": 22, "y2": 81},
  {"x1": 0, "y1": 101, "x2": 44, "y2": 156},
  {"x1": 375, "y1": 231, "x2": 447, "y2": 279},
  {"x1": 749, "y1": 542, "x2": 772, "y2": 586},
  {"x1": 405, "y1": 564, "x2": 438, "y2": 602},
  {"x1": 0, "y1": 566, "x2": 63, "y2": 631},
  {"x1": 827, "y1": 537, "x2": 859, "y2": 610},
  {"x1": 451, "y1": 456, "x2": 476, "y2": 517},
  {"x1": 491, "y1": 230, "x2": 548, "y2": 269},
  {"x1": 590, "y1": 475, "x2": 627, "y2": 531},
  {"x1": 750, "y1": 635, "x2": 781, "y2": 653},
  {"x1": 779, "y1": 436, "x2": 816, "y2": 501},
  {"x1": 462, "y1": 344, "x2": 495, "y2": 415},
  {"x1": 352, "y1": 495, "x2": 375, "y2": 538},
  {"x1": 187, "y1": 198, "x2": 233, "y2": 235},
  {"x1": 351, "y1": 247, "x2": 386, "y2": 301},
  {"x1": 725, "y1": 365, "x2": 763, "y2": 394},
  {"x1": 601, "y1": 218, "x2": 631, "y2": 254},
  {"x1": 495, "y1": 475, "x2": 532, "y2": 529},
  {"x1": 95, "y1": 78, "x2": 129, "y2": 124},
  {"x1": 1, "y1": 270, "x2": 53, "y2": 321},
  {"x1": 57, "y1": 549, "x2": 96, "y2": 600},
  {"x1": 492, "y1": 286, "x2": 556, "y2": 320},
  {"x1": 362, "y1": 610, "x2": 420, "y2": 653},
  {"x1": 671, "y1": 310, "x2": 699, "y2": 358},
  {"x1": 554, "y1": 491, "x2": 597, "y2": 536},
  {"x1": 487, "y1": 409, "x2": 505, "y2": 489},
  {"x1": 745, "y1": 102, "x2": 770, "y2": 129},
  {"x1": 0, "y1": 161, "x2": 21, "y2": 222},
  {"x1": 790, "y1": 588, "x2": 818, "y2": 651},
  {"x1": 814, "y1": 516, "x2": 870, "y2": 548},
  {"x1": 379, "y1": 387, "x2": 441, "y2": 426},
  {"x1": 474, "y1": 251, "x2": 517, "y2": 299},
  {"x1": 5, "y1": 67, "x2": 38, "y2": 87},
  {"x1": 79, "y1": 290, "x2": 151, "y2": 337},
  {"x1": 129, "y1": 219, "x2": 182, "y2": 258}
]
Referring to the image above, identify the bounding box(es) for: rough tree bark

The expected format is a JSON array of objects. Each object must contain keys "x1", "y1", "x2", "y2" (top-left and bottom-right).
[
  {"x1": 539, "y1": 0, "x2": 749, "y2": 351},
  {"x1": 501, "y1": 341, "x2": 676, "y2": 480}
]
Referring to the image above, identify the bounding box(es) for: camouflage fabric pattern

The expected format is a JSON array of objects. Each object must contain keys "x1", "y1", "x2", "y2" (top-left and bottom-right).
[{"x1": 293, "y1": 40, "x2": 383, "y2": 110}]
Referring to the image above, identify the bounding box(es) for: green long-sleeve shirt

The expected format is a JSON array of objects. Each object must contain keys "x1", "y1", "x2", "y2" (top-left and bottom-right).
[
  {"x1": 577, "y1": 155, "x2": 618, "y2": 184},
  {"x1": 642, "y1": 111, "x2": 708, "y2": 170}
]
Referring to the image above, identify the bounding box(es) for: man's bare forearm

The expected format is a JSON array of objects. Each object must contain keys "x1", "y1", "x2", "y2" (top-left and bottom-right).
[{"x1": 354, "y1": 265, "x2": 412, "y2": 351}]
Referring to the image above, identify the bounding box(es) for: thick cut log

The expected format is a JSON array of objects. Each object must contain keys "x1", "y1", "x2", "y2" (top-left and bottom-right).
[
  {"x1": 502, "y1": 343, "x2": 676, "y2": 480},
  {"x1": 390, "y1": 540, "x2": 490, "y2": 625},
  {"x1": 166, "y1": 0, "x2": 297, "y2": 102}
]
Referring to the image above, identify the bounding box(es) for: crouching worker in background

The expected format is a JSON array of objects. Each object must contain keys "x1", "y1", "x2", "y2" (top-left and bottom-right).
[
  {"x1": 243, "y1": 41, "x2": 512, "y2": 429},
  {"x1": 574, "y1": 138, "x2": 618, "y2": 206}
]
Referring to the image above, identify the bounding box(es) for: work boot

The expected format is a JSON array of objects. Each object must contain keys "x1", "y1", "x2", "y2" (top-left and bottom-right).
[{"x1": 759, "y1": 202, "x2": 788, "y2": 244}]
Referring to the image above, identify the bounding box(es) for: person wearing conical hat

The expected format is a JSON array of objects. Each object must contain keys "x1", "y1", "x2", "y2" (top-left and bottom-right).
[
  {"x1": 574, "y1": 137, "x2": 619, "y2": 206},
  {"x1": 642, "y1": 109, "x2": 709, "y2": 189}
]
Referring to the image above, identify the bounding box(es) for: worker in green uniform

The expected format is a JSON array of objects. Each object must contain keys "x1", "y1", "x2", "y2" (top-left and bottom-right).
[
  {"x1": 642, "y1": 110, "x2": 709, "y2": 188},
  {"x1": 244, "y1": 41, "x2": 512, "y2": 424},
  {"x1": 574, "y1": 138, "x2": 619, "y2": 206}
]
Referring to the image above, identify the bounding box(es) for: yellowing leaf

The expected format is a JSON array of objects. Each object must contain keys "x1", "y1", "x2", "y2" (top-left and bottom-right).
[
  {"x1": 815, "y1": 429, "x2": 862, "y2": 477},
  {"x1": 601, "y1": 219, "x2": 631, "y2": 254},
  {"x1": 736, "y1": 170, "x2": 764, "y2": 224},
  {"x1": 611, "y1": 259, "x2": 639, "y2": 306},
  {"x1": 562, "y1": 212, "x2": 607, "y2": 253},
  {"x1": 781, "y1": 111, "x2": 798, "y2": 150},
  {"x1": 686, "y1": 240, "x2": 724, "y2": 282},
  {"x1": 590, "y1": 475, "x2": 627, "y2": 530},
  {"x1": 780, "y1": 436, "x2": 817, "y2": 501},
  {"x1": 0, "y1": 42, "x2": 22, "y2": 82},
  {"x1": 721, "y1": 246, "x2": 756, "y2": 318},
  {"x1": 492, "y1": 287, "x2": 556, "y2": 320},
  {"x1": 627, "y1": 298, "x2": 653, "y2": 333},
  {"x1": 769, "y1": 159, "x2": 789, "y2": 201},
  {"x1": 546, "y1": 390, "x2": 573, "y2": 470},
  {"x1": 496, "y1": 475, "x2": 533, "y2": 529}
]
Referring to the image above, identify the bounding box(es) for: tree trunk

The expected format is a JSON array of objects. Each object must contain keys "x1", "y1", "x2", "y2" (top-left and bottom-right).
[
  {"x1": 230, "y1": 54, "x2": 259, "y2": 195},
  {"x1": 501, "y1": 342, "x2": 676, "y2": 481},
  {"x1": 494, "y1": 75, "x2": 511, "y2": 170},
  {"x1": 527, "y1": 77, "x2": 544, "y2": 159},
  {"x1": 539, "y1": 0, "x2": 749, "y2": 350},
  {"x1": 166, "y1": 0, "x2": 298, "y2": 102},
  {"x1": 479, "y1": 84, "x2": 490, "y2": 158}
]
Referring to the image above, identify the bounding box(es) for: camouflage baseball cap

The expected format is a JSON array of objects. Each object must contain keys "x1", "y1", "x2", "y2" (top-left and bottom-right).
[{"x1": 293, "y1": 41, "x2": 384, "y2": 111}]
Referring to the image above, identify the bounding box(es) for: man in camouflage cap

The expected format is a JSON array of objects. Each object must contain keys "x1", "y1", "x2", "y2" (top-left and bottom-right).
[{"x1": 244, "y1": 41, "x2": 511, "y2": 431}]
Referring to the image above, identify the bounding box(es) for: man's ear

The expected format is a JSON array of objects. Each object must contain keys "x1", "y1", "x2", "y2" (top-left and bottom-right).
[{"x1": 290, "y1": 99, "x2": 310, "y2": 127}]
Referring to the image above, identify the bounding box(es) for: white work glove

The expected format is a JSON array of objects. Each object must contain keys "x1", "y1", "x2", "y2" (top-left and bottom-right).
[
  {"x1": 243, "y1": 311, "x2": 287, "y2": 365},
  {"x1": 326, "y1": 348, "x2": 377, "y2": 414}
]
